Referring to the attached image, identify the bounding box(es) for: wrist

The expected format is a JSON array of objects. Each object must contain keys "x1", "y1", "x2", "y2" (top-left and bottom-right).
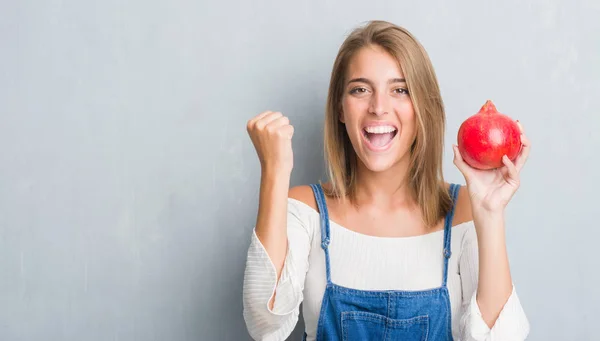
[
  {"x1": 260, "y1": 167, "x2": 291, "y2": 188},
  {"x1": 471, "y1": 203, "x2": 505, "y2": 222},
  {"x1": 261, "y1": 163, "x2": 292, "y2": 179},
  {"x1": 473, "y1": 210, "x2": 506, "y2": 240}
]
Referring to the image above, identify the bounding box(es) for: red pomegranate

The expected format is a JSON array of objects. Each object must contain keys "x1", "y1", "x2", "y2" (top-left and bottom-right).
[{"x1": 457, "y1": 100, "x2": 522, "y2": 170}]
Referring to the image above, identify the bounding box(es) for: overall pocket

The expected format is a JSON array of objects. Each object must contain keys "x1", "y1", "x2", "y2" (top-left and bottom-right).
[{"x1": 341, "y1": 311, "x2": 429, "y2": 341}]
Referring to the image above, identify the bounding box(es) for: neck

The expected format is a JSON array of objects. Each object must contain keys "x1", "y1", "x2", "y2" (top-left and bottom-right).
[{"x1": 353, "y1": 155, "x2": 415, "y2": 208}]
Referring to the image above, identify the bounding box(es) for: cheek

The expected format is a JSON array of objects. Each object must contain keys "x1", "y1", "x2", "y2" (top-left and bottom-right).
[
  {"x1": 399, "y1": 105, "x2": 416, "y2": 129},
  {"x1": 397, "y1": 105, "x2": 417, "y2": 142},
  {"x1": 340, "y1": 96, "x2": 351, "y2": 122},
  {"x1": 404, "y1": 113, "x2": 416, "y2": 131},
  {"x1": 341, "y1": 98, "x2": 365, "y2": 124}
]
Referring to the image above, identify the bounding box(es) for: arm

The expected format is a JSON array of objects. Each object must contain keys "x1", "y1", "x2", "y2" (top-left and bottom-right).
[
  {"x1": 245, "y1": 111, "x2": 311, "y2": 340},
  {"x1": 245, "y1": 110, "x2": 296, "y2": 308},
  {"x1": 472, "y1": 210, "x2": 512, "y2": 326},
  {"x1": 458, "y1": 226, "x2": 530, "y2": 340},
  {"x1": 452, "y1": 181, "x2": 515, "y2": 327},
  {"x1": 242, "y1": 195, "x2": 313, "y2": 341},
  {"x1": 255, "y1": 170, "x2": 293, "y2": 307}
]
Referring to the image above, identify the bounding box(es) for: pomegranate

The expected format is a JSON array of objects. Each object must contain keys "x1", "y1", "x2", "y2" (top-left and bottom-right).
[{"x1": 457, "y1": 100, "x2": 522, "y2": 170}]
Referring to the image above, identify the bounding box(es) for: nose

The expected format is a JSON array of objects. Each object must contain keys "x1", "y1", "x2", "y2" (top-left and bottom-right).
[{"x1": 368, "y1": 90, "x2": 389, "y2": 116}]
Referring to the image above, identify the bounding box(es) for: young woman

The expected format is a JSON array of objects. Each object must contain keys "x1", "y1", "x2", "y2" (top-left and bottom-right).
[{"x1": 243, "y1": 20, "x2": 530, "y2": 341}]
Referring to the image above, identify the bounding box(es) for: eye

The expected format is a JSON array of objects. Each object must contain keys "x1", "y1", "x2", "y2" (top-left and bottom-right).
[
  {"x1": 349, "y1": 87, "x2": 369, "y2": 95},
  {"x1": 394, "y1": 88, "x2": 409, "y2": 95}
]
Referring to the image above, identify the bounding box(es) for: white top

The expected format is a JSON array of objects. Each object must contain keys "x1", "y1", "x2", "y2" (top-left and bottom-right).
[{"x1": 243, "y1": 198, "x2": 530, "y2": 341}]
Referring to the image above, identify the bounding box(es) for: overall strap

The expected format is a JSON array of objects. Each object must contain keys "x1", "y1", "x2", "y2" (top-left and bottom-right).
[
  {"x1": 309, "y1": 183, "x2": 332, "y2": 285},
  {"x1": 442, "y1": 183, "x2": 461, "y2": 287}
]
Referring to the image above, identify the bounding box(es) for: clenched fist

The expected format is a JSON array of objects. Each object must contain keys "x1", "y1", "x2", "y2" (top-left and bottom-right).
[{"x1": 246, "y1": 111, "x2": 294, "y2": 175}]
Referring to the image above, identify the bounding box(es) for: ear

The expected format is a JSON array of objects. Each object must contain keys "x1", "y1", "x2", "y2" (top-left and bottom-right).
[{"x1": 339, "y1": 110, "x2": 345, "y2": 123}]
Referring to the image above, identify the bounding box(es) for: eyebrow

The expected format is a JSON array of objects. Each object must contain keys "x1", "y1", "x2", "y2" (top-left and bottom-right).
[{"x1": 347, "y1": 77, "x2": 406, "y2": 86}]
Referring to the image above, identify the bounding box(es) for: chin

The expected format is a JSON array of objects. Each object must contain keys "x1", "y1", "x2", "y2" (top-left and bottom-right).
[{"x1": 357, "y1": 151, "x2": 404, "y2": 173}]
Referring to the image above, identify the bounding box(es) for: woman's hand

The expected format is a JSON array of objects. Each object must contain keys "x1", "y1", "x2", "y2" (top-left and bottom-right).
[
  {"x1": 453, "y1": 122, "x2": 531, "y2": 214},
  {"x1": 247, "y1": 111, "x2": 295, "y2": 176}
]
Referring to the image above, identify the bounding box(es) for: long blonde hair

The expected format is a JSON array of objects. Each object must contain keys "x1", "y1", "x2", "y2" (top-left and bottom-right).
[{"x1": 323, "y1": 20, "x2": 452, "y2": 227}]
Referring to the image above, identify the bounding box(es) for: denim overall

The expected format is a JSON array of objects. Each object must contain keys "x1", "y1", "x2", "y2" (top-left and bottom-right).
[{"x1": 303, "y1": 183, "x2": 460, "y2": 341}]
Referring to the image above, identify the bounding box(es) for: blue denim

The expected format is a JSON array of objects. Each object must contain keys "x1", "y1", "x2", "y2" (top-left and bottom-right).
[{"x1": 302, "y1": 183, "x2": 461, "y2": 341}]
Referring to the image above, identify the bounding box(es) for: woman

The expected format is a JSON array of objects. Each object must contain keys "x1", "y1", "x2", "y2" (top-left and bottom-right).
[{"x1": 243, "y1": 20, "x2": 530, "y2": 341}]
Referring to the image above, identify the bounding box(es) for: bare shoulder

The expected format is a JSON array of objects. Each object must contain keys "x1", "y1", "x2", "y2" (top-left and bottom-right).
[
  {"x1": 288, "y1": 185, "x2": 318, "y2": 211},
  {"x1": 452, "y1": 184, "x2": 474, "y2": 226}
]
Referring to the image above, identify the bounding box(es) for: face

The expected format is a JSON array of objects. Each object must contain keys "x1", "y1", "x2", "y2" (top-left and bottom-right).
[{"x1": 340, "y1": 45, "x2": 416, "y2": 173}]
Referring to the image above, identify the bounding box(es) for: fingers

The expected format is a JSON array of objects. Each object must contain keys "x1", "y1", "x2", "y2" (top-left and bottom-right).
[
  {"x1": 452, "y1": 145, "x2": 473, "y2": 180},
  {"x1": 265, "y1": 116, "x2": 293, "y2": 140},
  {"x1": 247, "y1": 111, "x2": 293, "y2": 141},
  {"x1": 247, "y1": 111, "x2": 272, "y2": 130},
  {"x1": 279, "y1": 124, "x2": 294, "y2": 139},
  {"x1": 266, "y1": 115, "x2": 290, "y2": 129},
  {"x1": 515, "y1": 121, "x2": 531, "y2": 172},
  {"x1": 256, "y1": 112, "x2": 283, "y2": 130},
  {"x1": 248, "y1": 111, "x2": 283, "y2": 131},
  {"x1": 255, "y1": 110, "x2": 274, "y2": 122},
  {"x1": 502, "y1": 155, "x2": 520, "y2": 186}
]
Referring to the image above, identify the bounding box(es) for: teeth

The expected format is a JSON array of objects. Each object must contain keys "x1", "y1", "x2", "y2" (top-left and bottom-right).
[{"x1": 364, "y1": 126, "x2": 396, "y2": 134}]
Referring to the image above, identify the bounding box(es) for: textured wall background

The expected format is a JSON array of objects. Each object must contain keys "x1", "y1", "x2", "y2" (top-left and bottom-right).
[{"x1": 1, "y1": 0, "x2": 598, "y2": 340}]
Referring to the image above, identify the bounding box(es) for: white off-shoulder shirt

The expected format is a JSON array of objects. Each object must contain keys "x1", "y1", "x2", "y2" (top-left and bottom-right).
[{"x1": 243, "y1": 198, "x2": 530, "y2": 341}]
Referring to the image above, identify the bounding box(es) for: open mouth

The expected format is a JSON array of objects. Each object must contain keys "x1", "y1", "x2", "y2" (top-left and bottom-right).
[{"x1": 362, "y1": 125, "x2": 398, "y2": 150}]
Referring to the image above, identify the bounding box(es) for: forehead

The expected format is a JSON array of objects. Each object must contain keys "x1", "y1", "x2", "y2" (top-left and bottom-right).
[{"x1": 346, "y1": 45, "x2": 404, "y2": 80}]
